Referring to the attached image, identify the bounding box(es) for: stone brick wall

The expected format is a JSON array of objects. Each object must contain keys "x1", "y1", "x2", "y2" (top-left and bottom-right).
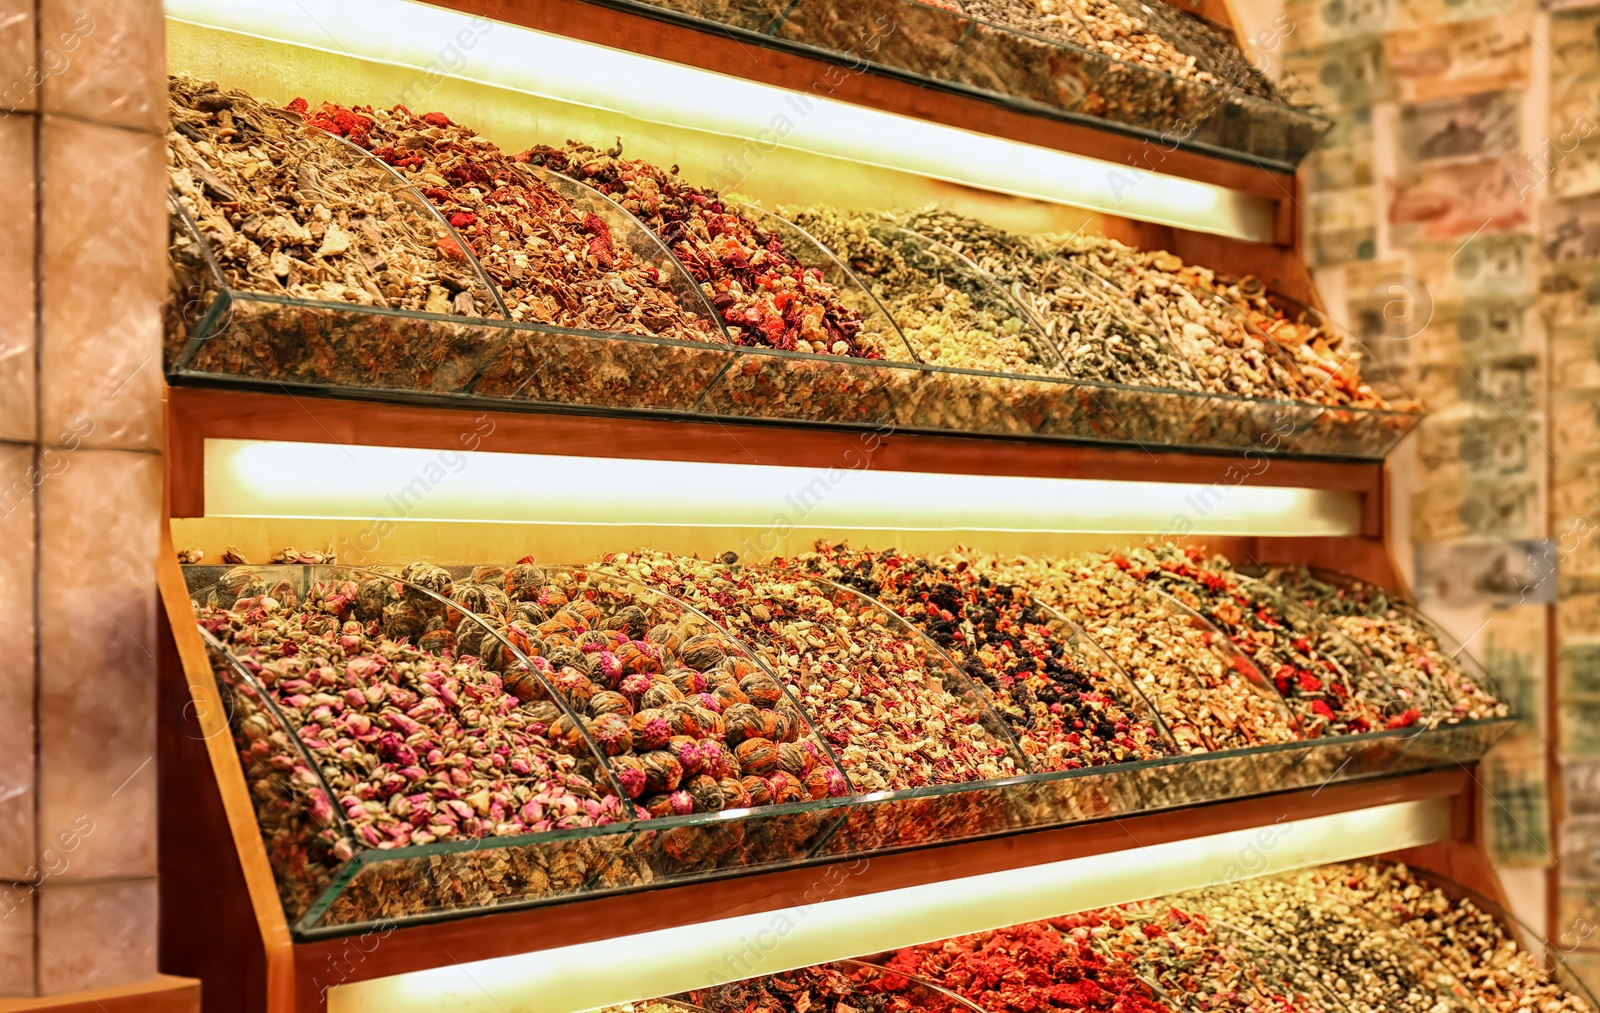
[{"x1": 0, "y1": 0, "x2": 164, "y2": 997}]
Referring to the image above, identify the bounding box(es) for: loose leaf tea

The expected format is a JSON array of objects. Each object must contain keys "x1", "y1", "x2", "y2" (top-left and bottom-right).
[
  {"x1": 522, "y1": 140, "x2": 888, "y2": 358},
  {"x1": 895, "y1": 206, "x2": 1203, "y2": 389},
  {"x1": 167, "y1": 76, "x2": 492, "y2": 315},
  {"x1": 791, "y1": 542, "x2": 1172, "y2": 771},
  {"x1": 293, "y1": 100, "x2": 718, "y2": 342}
]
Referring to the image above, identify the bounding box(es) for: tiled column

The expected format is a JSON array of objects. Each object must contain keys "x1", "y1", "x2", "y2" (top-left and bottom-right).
[{"x1": 0, "y1": 0, "x2": 166, "y2": 998}]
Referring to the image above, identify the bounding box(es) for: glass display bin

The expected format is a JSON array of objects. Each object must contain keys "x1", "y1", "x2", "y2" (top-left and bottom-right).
[
  {"x1": 177, "y1": 549, "x2": 1515, "y2": 941},
  {"x1": 601, "y1": 0, "x2": 1332, "y2": 168}
]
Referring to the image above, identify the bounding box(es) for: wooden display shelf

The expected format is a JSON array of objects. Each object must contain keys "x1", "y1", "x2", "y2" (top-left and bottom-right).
[
  {"x1": 165, "y1": 386, "x2": 1389, "y2": 529},
  {"x1": 156, "y1": 516, "x2": 1486, "y2": 1012},
  {"x1": 0, "y1": 977, "x2": 201, "y2": 1013},
  {"x1": 155, "y1": 539, "x2": 1494, "y2": 1013},
  {"x1": 430, "y1": 0, "x2": 1302, "y2": 226}
]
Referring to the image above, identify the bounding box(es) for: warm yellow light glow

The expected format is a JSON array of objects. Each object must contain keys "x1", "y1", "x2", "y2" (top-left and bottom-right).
[
  {"x1": 327, "y1": 797, "x2": 1450, "y2": 1013},
  {"x1": 205, "y1": 439, "x2": 1361, "y2": 537},
  {"x1": 164, "y1": 0, "x2": 1275, "y2": 240}
]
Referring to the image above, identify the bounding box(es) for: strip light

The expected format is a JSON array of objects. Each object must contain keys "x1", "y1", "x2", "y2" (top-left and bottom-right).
[
  {"x1": 163, "y1": 0, "x2": 1275, "y2": 240},
  {"x1": 327, "y1": 797, "x2": 1450, "y2": 1013},
  {"x1": 206, "y1": 439, "x2": 1360, "y2": 536}
]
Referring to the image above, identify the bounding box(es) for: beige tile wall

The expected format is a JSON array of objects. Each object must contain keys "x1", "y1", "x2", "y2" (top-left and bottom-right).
[{"x1": 0, "y1": 0, "x2": 166, "y2": 998}]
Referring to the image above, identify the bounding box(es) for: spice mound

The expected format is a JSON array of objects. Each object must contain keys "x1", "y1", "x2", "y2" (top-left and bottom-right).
[
  {"x1": 782, "y1": 203, "x2": 1045, "y2": 374},
  {"x1": 596, "y1": 550, "x2": 1021, "y2": 792},
  {"x1": 1058, "y1": 232, "x2": 1310, "y2": 402},
  {"x1": 893, "y1": 206, "x2": 1201, "y2": 390},
  {"x1": 884, "y1": 921, "x2": 1177, "y2": 1013},
  {"x1": 1119, "y1": 544, "x2": 1396, "y2": 738},
  {"x1": 167, "y1": 75, "x2": 493, "y2": 315},
  {"x1": 1267, "y1": 566, "x2": 1508, "y2": 724},
  {"x1": 690, "y1": 962, "x2": 975, "y2": 1013},
  {"x1": 791, "y1": 542, "x2": 1171, "y2": 771},
  {"x1": 522, "y1": 141, "x2": 886, "y2": 357},
  {"x1": 294, "y1": 101, "x2": 718, "y2": 342}
]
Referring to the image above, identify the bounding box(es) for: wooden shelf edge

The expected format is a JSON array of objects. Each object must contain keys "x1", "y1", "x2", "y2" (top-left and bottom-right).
[
  {"x1": 164, "y1": 385, "x2": 1386, "y2": 518},
  {"x1": 155, "y1": 533, "x2": 297, "y2": 1013},
  {"x1": 0, "y1": 976, "x2": 200, "y2": 1013},
  {"x1": 290, "y1": 767, "x2": 1470, "y2": 991},
  {"x1": 427, "y1": 0, "x2": 1300, "y2": 211}
]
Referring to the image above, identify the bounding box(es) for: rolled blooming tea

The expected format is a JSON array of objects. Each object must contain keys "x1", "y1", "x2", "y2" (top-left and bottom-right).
[
  {"x1": 491, "y1": 562, "x2": 849, "y2": 812},
  {"x1": 600, "y1": 550, "x2": 1021, "y2": 792}
]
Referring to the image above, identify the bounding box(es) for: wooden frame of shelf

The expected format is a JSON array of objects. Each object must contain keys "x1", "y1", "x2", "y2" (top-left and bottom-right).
[
  {"x1": 153, "y1": 4, "x2": 1463, "y2": 1008},
  {"x1": 157, "y1": 520, "x2": 1498, "y2": 1013}
]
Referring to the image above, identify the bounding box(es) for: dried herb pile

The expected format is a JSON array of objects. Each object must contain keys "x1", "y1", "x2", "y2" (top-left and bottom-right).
[
  {"x1": 521, "y1": 140, "x2": 887, "y2": 357},
  {"x1": 168, "y1": 76, "x2": 493, "y2": 315},
  {"x1": 789, "y1": 542, "x2": 1171, "y2": 771},
  {"x1": 292, "y1": 100, "x2": 718, "y2": 341}
]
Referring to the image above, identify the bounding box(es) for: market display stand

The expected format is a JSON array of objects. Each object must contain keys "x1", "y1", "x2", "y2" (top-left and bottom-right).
[{"x1": 153, "y1": 1, "x2": 1496, "y2": 1010}]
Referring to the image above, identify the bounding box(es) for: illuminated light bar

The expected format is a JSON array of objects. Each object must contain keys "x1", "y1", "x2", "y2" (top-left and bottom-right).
[
  {"x1": 205, "y1": 439, "x2": 1361, "y2": 537},
  {"x1": 327, "y1": 797, "x2": 1450, "y2": 1013},
  {"x1": 164, "y1": 0, "x2": 1275, "y2": 240}
]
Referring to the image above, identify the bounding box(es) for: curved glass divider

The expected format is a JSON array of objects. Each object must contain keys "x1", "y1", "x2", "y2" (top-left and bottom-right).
[
  {"x1": 185, "y1": 563, "x2": 653, "y2": 933},
  {"x1": 165, "y1": 195, "x2": 231, "y2": 372},
  {"x1": 418, "y1": 563, "x2": 857, "y2": 883},
  {"x1": 169, "y1": 115, "x2": 510, "y2": 395},
  {"x1": 870, "y1": 225, "x2": 1082, "y2": 437},
  {"x1": 1252, "y1": 564, "x2": 1517, "y2": 771},
  {"x1": 1046, "y1": 255, "x2": 1209, "y2": 394},
  {"x1": 1122, "y1": 589, "x2": 1313, "y2": 809},
  {"x1": 729, "y1": 569, "x2": 1034, "y2": 856},
  {"x1": 732, "y1": 200, "x2": 918, "y2": 363},
  {"x1": 1230, "y1": 575, "x2": 1420, "y2": 786},
  {"x1": 1402, "y1": 865, "x2": 1600, "y2": 1010},
  {"x1": 197, "y1": 626, "x2": 357, "y2": 923},
  {"x1": 314, "y1": 128, "x2": 510, "y2": 323},
  {"x1": 999, "y1": 596, "x2": 1181, "y2": 821},
  {"x1": 678, "y1": 959, "x2": 988, "y2": 1013},
  {"x1": 468, "y1": 167, "x2": 738, "y2": 413}
]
